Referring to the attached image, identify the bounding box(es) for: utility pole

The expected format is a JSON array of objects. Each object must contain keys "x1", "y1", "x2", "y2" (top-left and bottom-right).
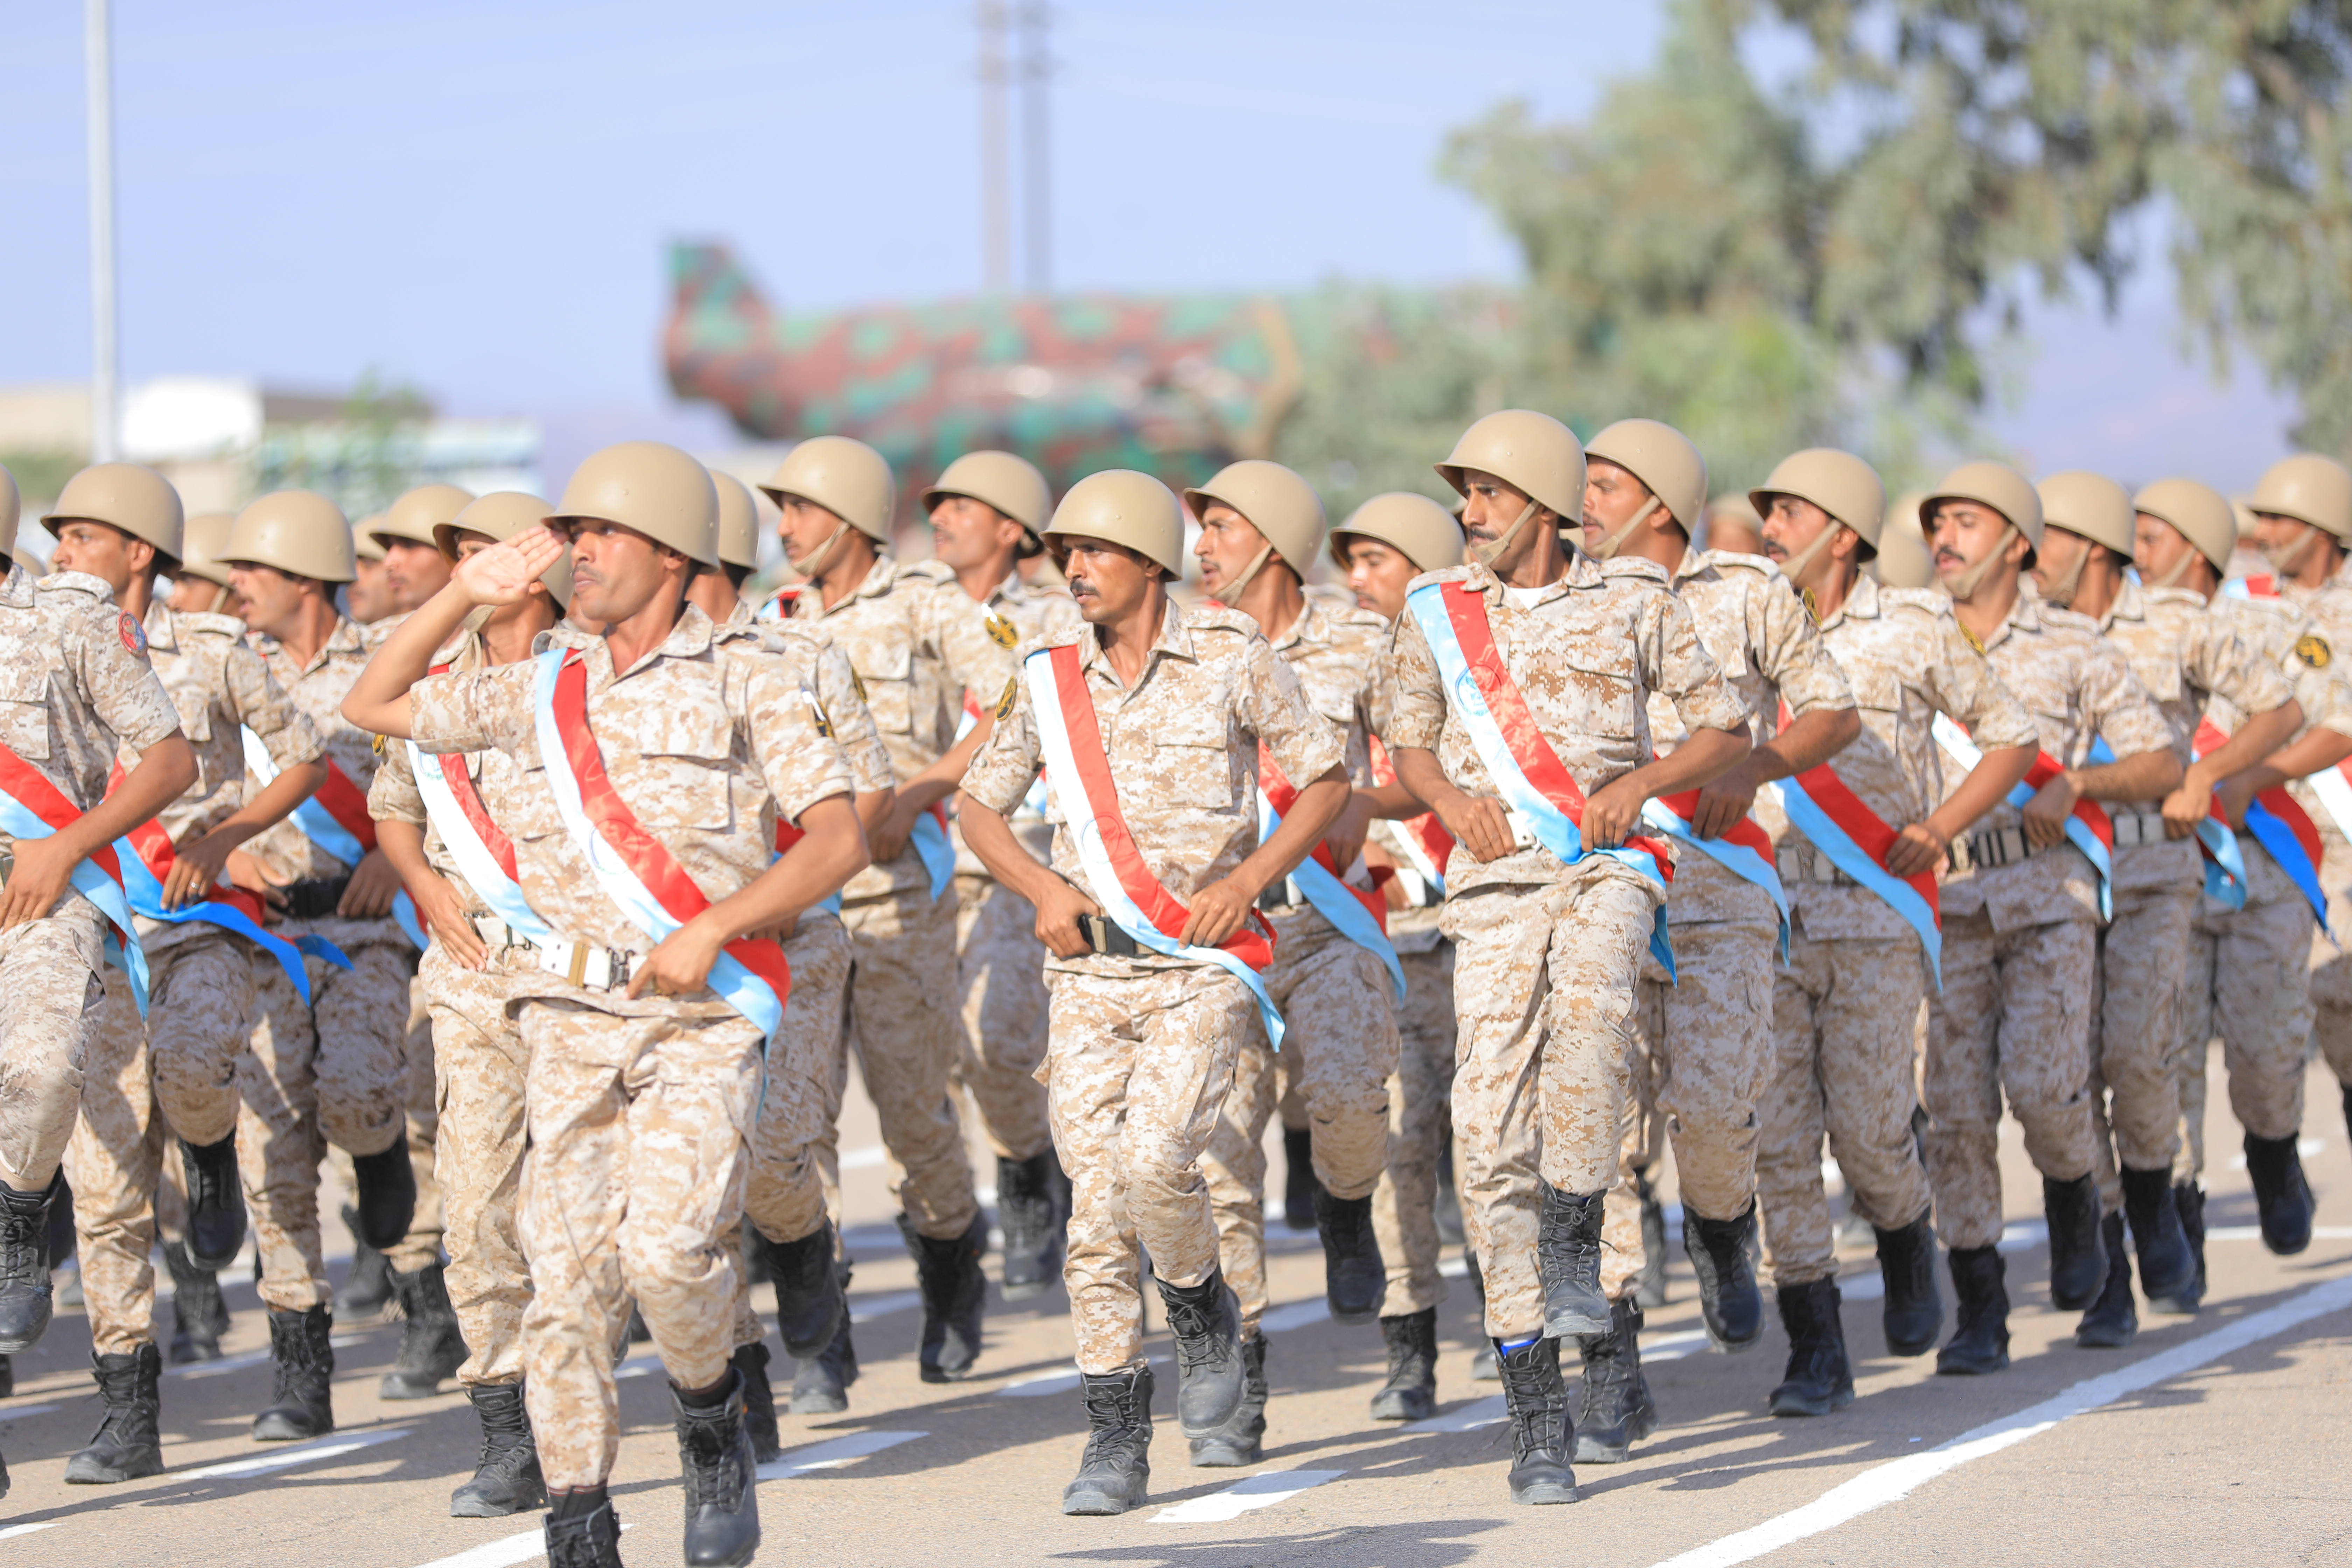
[
  {"x1": 976, "y1": 2, "x2": 1012, "y2": 295},
  {"x1": 86, "y1": 0, "x2": 120, "y2": 462},
  {"x1": 1017, "y1": 2, "x2": 1051, "y2": 297}
]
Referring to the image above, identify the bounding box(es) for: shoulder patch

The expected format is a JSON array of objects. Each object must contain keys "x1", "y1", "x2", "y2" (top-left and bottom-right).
[
  {"x1": 992, "y1": 675, "x2": 1019, "y2": 720},
  {"x1": 2297, "y1": 632, "x2": 2332, "y2": 669},
  {"x1": 801, "y1": 686, "x2": 834, "y2": 738},
  {"x1": 983, "y1": 609, "x2": 1019, "y2": 649},
  {"x1": 118, "y1": 611, "x2": 148, "y2": 658},
  {"x1": 850, "y1": 668, "x2": 868, "y2": 705},
  {"x1": 371, "y1": 731, "x2": 386, "y2": 755}
]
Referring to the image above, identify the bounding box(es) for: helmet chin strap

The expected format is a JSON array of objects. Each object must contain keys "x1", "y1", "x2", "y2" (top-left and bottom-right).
[
  {"x1": 1773, "y1": 520, "x2": 1844, "y2": 590},
  {"x1": 2146, "y1": 546, "x2": 2202, "y2": 590},
  {"x1": 2262, "y1": 525, "x2": 2322, "y2": 580},
  {"x1": 205, "y1": 583, "x2": 230, "y2": 614},
  {"x1": 2037, "y1": 536, "x2": 2091, "y2": 609},
  {"x1": 788, "y1": 520, "x2": 851, "y2": 579},
  {"x1": 1216, "y1": 540, "x2": 1276, "y2": 605},
  {"x1": 1588, "y1": 497, "x2": 1660, "y2": 561},
  {"x1": 1938, "y1": 523, "x2": 2018, "y2": 603},
  {"x1": 1471, "y1": 500, "x2": 1544, "y2": 569}
]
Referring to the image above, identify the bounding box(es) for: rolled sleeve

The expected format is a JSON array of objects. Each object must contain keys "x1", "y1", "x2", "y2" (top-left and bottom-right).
[
  {"x1": 76, "y1": 605, "x2": 183, "y2": 755},
  {"x1": 366, "y1": 738, "x2": 427, "y2": 827},
  {"x1": 409, "y1": 662, "x2": 534, "y2": 758},
  {"x1": 1755, "y1": 573, "x2": 1854, "y2": 719},
  {"x1": 1932, "y1": 622, "x2": 2038, "y2": 751},
  {"x1": 1241, "y1": 636, "x2": 1345, "y2": 786},
  {"x1": 2081, "y1": 644, "x2": 2175, "y2": 761},
  {"x1": 228, "y1": 645, "x2": 324, "y2": 771},
  {"x1": 741, "y1": 658, "x2": 855, "y2": 827},
  {"x1": 1645, "y1": 594, "x2": 1744, "y2": 736},
  {"x1": 961, "y1": 671, "x2": 1044, "y2": 816},
  {"x1": 1381, "y1": 611, "x2": 1448, "y2": 752}
]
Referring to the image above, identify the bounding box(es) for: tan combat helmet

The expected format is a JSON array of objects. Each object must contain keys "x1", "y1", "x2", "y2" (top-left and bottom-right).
[
  {"x1": 1184, "y1": 459, "x2": 1327, "y2": 588},
  {"x1": 42, "y1": 462, "x2": 187, "y2": 567},
  {"x1": 0, "y1": 462, "x2": 17, "y2": 540},
  {"x1": 1043, "y1": 470, "x2": 1185, "y2": 578},
  {"x1": 760, "y1": 435, "x2": 896, "y2": 541},
  {"x1": 1750, "y1": 449, "x2": 1888, "y2": 583},
  {"x1": 368, "y1": 483, "x2": 475, "y2": 553},
  {"x1": 2247, "y1": 453, "x2": 2352, "y2": 541},
  {"x1": 551, "y1": 441, "x2": 721, "y2": 568},
  {"x1": 224, "y1": 490, "x2": 356, "y2": 583},
  {"x1": 709, "y1": 470, "x2": 763, "y2": 571},
  {"x1": 353, "y1": 520, "x2": 388, "y2": 563},
  {"x1": 1584, "y1": 418, "x2": 1707, "y2": 556},
  {"x1": 1436, "y1": 410, "x2": 1585, "y2": 565},
  {"x1": 1874, "y1": 493, "x2": 1937, "y2": 590},
  {"x1": 1922, "y1": 460, "x2": 2043, "y2": 549},
  {"x1": 436, "y1": 490, "x2": 571, "y2": 607},
  {"x1": 1329, "y1": 491, "x2": 1465, "y2": 575},
  {"x1": 2035, "y1": 471, "x2": 2135, "y2": 557},
  {"x1": 177, "y1": 512, "x2": 237, "y2": 588},
  {"x1": 2133, "y1": 478, "x2": 2238, "y2": 575},
  {"x1": 923, "y1": 450, "x2": 1052, "y2": 558}
]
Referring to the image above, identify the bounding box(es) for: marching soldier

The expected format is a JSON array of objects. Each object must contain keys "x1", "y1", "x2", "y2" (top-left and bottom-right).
[
  {"x1": 346, "y1": 440, "x2": 869, "y2": 1568},
  {"x1": 1383, "y1": 412, "x2": 1752, "y2": 1504},
  {"x1": 958, "y1": 470, "x2": 1349, "y2": 1515},
  {"x1": 761, "y1": 437, "x2": 1013, "y2": 1383},
  {"x1": 1579, "y1": 420, "x2": 1859, "y2": 1457},
  {"x1": 368, "y1": 484, "x2": 471, "y2": 614},
  {"x1": 347, "y1": 524, "x2": 399, "y2": 625},
  {"x1": 1917, "y1": 462, "x2": 2179, "y2": 1374},
  {"x1": 2029, "y1": 472, "x2": 2300, "y2": 1344}
]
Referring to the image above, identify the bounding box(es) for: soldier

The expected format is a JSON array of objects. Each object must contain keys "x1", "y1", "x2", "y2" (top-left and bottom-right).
[
  {"x1": 1918, "y1": 461, "x2": 2180, "y2": 1374},
  {"x1": 1579, "y1": 421, "x2": 1859, "y2": 1457},
  {"x1": 1384, "y1": 412, "x2": 1751, "y2": 1504},
  {"x1": 923, "y1": 451, "x2": 1081, "y2": 1298},
  {"x1": 219, "y1": 491, "x2": 424, "y2": 1437},
  {"x1": 761, "y1": 436, "x2": 1012, "y2": 1384},
  {"x1": 41, "y1": 464, "x2": 329, "y2": 1482},
  {"x1": 2160, "y1": 464, "x2": 2352, "y2": 1265},
  {"x1": 958, "y1": 469, "x2": 1348, "y2": 1516},
  {"x1": 168, "y1": 512, "x2": 245, "y2": 620},
  {"x1": 1330, "y1": 491, "x2": 1468, "y2": 1422},
  {"x1": 2028, "y1": 472, "x2": 2301, "y2": 1345},
  {"x1": 0, "y1": 461, "x2": 197, "y2": 1367},
  {"x1": 369, "y1": 484, "x2": 471, "y2": 614},
  {"x1": 1187, "y1": 460, "x2": 1401, "y2": 1468},
  {"x1": 347, "y1": 524, "x2": 399, "y2": 625},
  {"x1": 345, "y1": 440, "x2": 868, "y2": 1568}
]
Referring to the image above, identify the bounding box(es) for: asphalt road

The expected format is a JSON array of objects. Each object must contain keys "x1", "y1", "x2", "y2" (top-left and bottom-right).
[{"x1": 2, "y1": 1045, "x2": 2347, "y2": 1568}]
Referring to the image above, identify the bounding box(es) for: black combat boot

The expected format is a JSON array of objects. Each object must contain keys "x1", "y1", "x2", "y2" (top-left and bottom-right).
[
  {"x1": 995, "y1": 1152, "x2": 1063, "y2": 1301},
  {"x1": 1935, "y1": 1246, "x2": 2010, "y2": 1377},
  {"x1": 1370, "y1": 1308, "x2": 1438, "y2": 1421},
  {"x1": 789, "y1": 1259, "x2": 858, "y2": 1415},
  {"x1": 0, "y1": 1175, "x2": 59, "y2": 1352},
  {"x1": 1188, "y1": 1335, "x2": 1267, "y2": 1466},
  {"x1": 1767, "y1": 1277, "x2": 1853, "y2": 1417},
  {"x1": 1312, "y1": 1185, "x2": 1386, "y2": 1324},
  {"x1": 902, "y1": 1212, "x2": 988, "y2": 1382},
  {"x1": 760, "y1": 1220, "x2": 844, "y2": 1359},
  {"x1": 543, "y1": 1488, "x2": 624, "y2": 1568},
  {"x1": 381, "y1": 1262, "x2": 468, "y2": 1399},
  {"x1": 1633, "y1": 1166, "x2": 1669, "y2": 1309},
  {"x1": 2043, "y1": 1172, "x2": 2107, "y2": 1310},
  {"x1": 1494, "y1": 1335, "x2": 1578, "y2": 1504},
  {"x1": 1682, "y1": 1201, "x2": 1764, "y2": 1351},
  {"x1": 1872, "y1": 1213, "x2": 1944, "y2": 1357},
  {"x1": 1536, "y1": 1183, "x2": 1609, "y2": 1339},
  {"x1": 730, "y1": 1343, "x2": 780, "y2": 1463},
  {"x1": 1156, "y1": 1269, "x2": 1246, "y2": 1435},
  {"x1": 1062, "y1": 1364, "x2": 1154, "y2": 1515},
  {"x1": 672, "y1": 1370, "x2": 760, "y2": 1568},
  {"x1": 1573, "y1": 1296, "x2": 1657, "y2": 1462},
  {"x1": 350, "y1": 1143, "x2": 417, "y2": 1252},
  {"x1": 252, "y1": 1304, "x2": 336, "y2": 1439},
  {"x1": 1282, "y1": 1126, "x2": 1318, "y2": 1230},
  {"x1": 2243, "y1": 1131, "x2": 2315, "y2": 1255},
  {"x1": 64, "y1": 1342, "x2": 164, "y2": 1483},
  {"x1": 2160, "y1": 1183, "x2": 2207, "y2": 1314},
  {"x1": 335, "y1": 1204, "x2": 396, "y2": 1319},
  {"x1": 161, "y1": 1238, "x2": 227, "y2": 1363},
  {"x1": 451, "y1": 1381, "x2": 547, "y2": 1517},
  {"x1": 1466, "y1": 1252, "x2": 1497, "y2": 1381},
  {"x1": 178, "y1": 1134, "x2": 246, "y2": 1271},
  {"x1": 0, "y1": 1447, "x2": 9, "y2": 1502},
  {"x1": 0, "y1": 1353, "x2": 11, "y2": 1397},
  {"x1": 2073, "y1": 1212, "x2": 2137, "y2": 1350},
  {"x1": 2120, "y1": 1166, "x2": 2194, "y2": 1302},
  {"x1": 1434, "y1": 1142, "x2": 1465, "y2": 1248}
]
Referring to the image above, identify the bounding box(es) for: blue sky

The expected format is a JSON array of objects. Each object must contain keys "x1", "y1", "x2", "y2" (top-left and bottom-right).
[{"x1": 0, "y1": 1, "x2": 2297, "y2": 489}]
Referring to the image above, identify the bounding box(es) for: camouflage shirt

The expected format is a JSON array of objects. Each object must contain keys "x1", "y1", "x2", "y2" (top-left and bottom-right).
[
  {"x1": 368, "y1": 628, "x2": 510, "y2": 920},
  {"x1": 2216, "y1": 588, "x2": 2352, "y2": 893},
  {"x1": 961, "y1": 598, "x2": 1345, "y2": 975},
  {"x1": 243, "y1": 614, "x2": 385, "y2": 886},
  {"x1": 1382, "y1": 555, "x2": 1748, "y2": 901}
]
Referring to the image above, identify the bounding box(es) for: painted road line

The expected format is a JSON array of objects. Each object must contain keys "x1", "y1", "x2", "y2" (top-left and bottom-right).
[
  {"x1": 2208, "y1": 1224, "x2": 2352, "y2": 1242},
  {"x1": 0, "y1": 1522, "x2": 64, "y2": 1543},
  {"x1": 1646, "y1": 1270, "x2": 2352, "y2": 1568},
  {"x1": 756, "y1": 1429, "x2": 925, "y2": 1480},
  {"x1": 1000, "y1": 1356, "x2": 1163, "y2": 1398},
  {"x1": 850, "y1": 1290, "x2": 921, "y2": 1323},
  {"x1": 1152, "y1": 1469, "x2": 1346, "y2": 1524},
  {"x1": 173, "y1": 1334, "x2": 370, "y2": 1381},
  {"x1": 1259, "y1": 1299, "x2": 1330, "y2": 1335},
  {"x1": 179, "y1": 1425, "x2": 411, "y2": 1480},
  {"x1": 1408, "y1": 1394, "x2": 1506, "y2": 1433},
  {"x1": 613, "y1": 1353, "x2": 663, "y2": 1380},
  {"x1": 414, "y1": 1522, "x2": 632, "y2": 1568},
  {"x1": 1842, "y1": 1218, "x2": 2051, "y2": 1304},
  {"x1": 1644, "y1": 1330, "x2": 1714, "y2": 1363},
  {"x1": 1438, "y1": 1255, "x2": 1469, "y2": 1279},
  {"x1": 841, "y1": 1145, "x2": 888, "y2": 1170},
  {"x1": 0, "y1": 1404, "x2": 60, "y2": 1420}
]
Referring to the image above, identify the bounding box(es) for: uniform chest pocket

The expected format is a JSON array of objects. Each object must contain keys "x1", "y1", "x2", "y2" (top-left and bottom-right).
[
  {"x1": 1548, "y1": 645, "x2": 1642, "y2": 735},
  {"x1": 853, "y1": 630, "x2": 916, "y2": 734},
  {"x1": 620, "y1": 701, "x2": 737, "y2": 830},
  {"x1": 1844, "y1": 666, "x2": 1905, "y2": 715},
  {"x1": 1142, "y1": 713, "x2": 1237, "y2": 812},
  {"x1": 0, "y1": 659, "x2": 52, "y2": 761},
  {"x1": 2137, "y1": 661, "x2": 2184, "y2": 704}
]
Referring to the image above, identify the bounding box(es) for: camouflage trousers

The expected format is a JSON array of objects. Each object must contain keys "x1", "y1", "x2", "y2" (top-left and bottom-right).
[
  {"x1": 832, "y1": 888, "x2": 978, "y2": 1241},
  {"x1": 1200, "y1": 913, "x2": 1402, "y2": 1334},
  {"x1": 391, "y1": 971, "x2": 444, "y2": 1275},
  {"x1": 64, "y1": 973, "x2": 161, "y2": 1357},
  {"x1": 1923, "y1": 911, "x2": 2099, "y2": 1251},
  {"x1": 1442, "y1": 865, "x2": 1658, "y2": 1340},
  {"x1": 1047, "y1": 962, "x2": 1255, "y2": 1373},
  {"x1": 950, "y1": 872, "x2": 1053, "y2": 1163},
  {"x1": 516, "y1": 997, "x2": 763, "y2": 1491},
  {"x1": 141, "y1": 930, "x2": 258, "y2": 1148},
  {"x1": 250, "y1": 935, "x2": 415, "y2": 1159},
  {"x1": 2087, "y1": 887, "x2": 2197, "y2": 1212},
  {"x1": 1755, "y1": 929, "x2": 1935, "y2": 1287},
  {"x1": 2305, "y1": 838, "x2": 2352, "y2": 1098},
  {"x1": 744, "y1": 912, "x2": 853, "y2": 1250},
  {"x1": 240, "y1": 947, "x2": 329, "y2": 1312},
  {"x1": 1373, "y1": 940, "x2": 1456, "y2": 1318},
  {"x1": 420, "y1": 939, "x2": 536, "y2": 1386},
  {"x1": 2177, "y1": 889, "x2": 2316, "y2": 1178},
  {"x1": 0, "y1": 913, "x2": 105, "y2": 1193}
]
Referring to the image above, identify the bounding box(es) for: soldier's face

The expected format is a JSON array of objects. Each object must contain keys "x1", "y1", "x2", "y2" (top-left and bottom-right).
[
  {"x1": 1194, "y1": 502, "x2": 1273, "y2": 599},
  {"x1": 1459, "y1": 469, "x2": 1550, "y2": 569},
  {"x1": 778, "y1": 497, "x2": 849, "y2": 561},
  {"x1": 346, "y1": 556, "x2": 397, "y2": 623},
  {"x1": 1059, "y1": 537, "x2": 1155, "y2": 625},
  {"x1": 383, "y1": 538, "x2": 452, "y2": 612},
  {"x1": 1759, "y1": 495, "x2": 1833, "y2": 582},
  {"x1": 2252, "y1": 509, "x2": 2322, "y2": 562},
  {"x1": 929, "y1": 495, "x2": 1025, "y2": 572},
  {"x1": 1928, "y1": 500, "x2": 2020, "y2": 579},
  {"x1": 1581, "y1": 458, "x2": 1654, "y2": 548},
  {"x1": 2029, "y1": 526, "x2": 2093, "y2": 598},
  {"x1": 2134, "y1": 513, "x2": 2197, "y2": 583},
  {"x1": 48, "y1": 518, "x2": 148, "y2": 595},
  {"x1": 225, "y1": 562, "x2": 314, "y2": 638},
  {"x1": 1343, "y1": 537, "x2": 1416, "y2": 620},
  {"x1": 565, "y1": 518, "x2": 677, "y2": 624},
  {"x1": 166, "y1": 573, "x2": 240, "y2": 617}
]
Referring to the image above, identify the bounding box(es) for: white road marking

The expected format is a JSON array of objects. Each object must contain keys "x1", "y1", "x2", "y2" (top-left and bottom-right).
[
  {"x1": 1258, "y1": 1299, "x2": 1331, "y2": 1334},
  {"x1": 612, "y1": 1353, "x2": 663, "y2": 1381},
  {"x1": 840, "y1": 1145, "x2": 888, "y2": 1171},
  {"x1": 849, "y1": 1290, "x2": 921, "y2": 1323},
  {"x1": 1643, "y1": 1330, "x2": 1714, "y2": 1363},
  {"x1": 1152, "y1": 1468, "x2": 1346, "y2": 1524},
  {"x1": 0, "y1": 1403, "x2": 61, "y2": 1420},
  {"x1": 0, "y1": 1522, "x2": 64, "y2": 1542},
  {"x1": 179, "y1": 1425, "x2": 411, "y2": 1480},
  {"x1": 756, "y1": 1429, "x2": 925, "y2": 1479},
  {"x1": 1834, "y1": 1219, "x2": 2050, "y2": 1304},
  {"x1": 172, "y1": 1335, "x2": 370, "y2": 1381},
  {"x1": 412, "y1": 1521, "x2": 633, "y2": 1568},
  {"x1": 1438, "y1": 1255, "x2": 1469, "y2": 1279},
  {"x1": 1646, "y1": 1270, "x2": 2352, "y2": 1568},
  {"x1": 2228, "y1": 1137, "x2": 2324, "y2": 1169},
  {"x1": 2208, "y1": 1225, "x2": 2352, "y2": 1242},
  {"x1": 1407, "y1": 1394, "x2": 1506, "y2": 1433},
  {"x1": 998, "y1": 1356, "x2": 1166, "y2": 1398}
]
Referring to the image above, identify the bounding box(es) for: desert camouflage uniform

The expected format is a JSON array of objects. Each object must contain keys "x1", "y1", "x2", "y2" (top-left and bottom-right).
[
  {"x1": 783, "y1": 556, "x2": 1017, "y2": 1241},
  {"x1": 1923, "y1": 592, "x2": 2172, "y2": 1250},
  {"x1": 2276, "y1": 577, "x2": 2352, "y2": 1130},
  {"x1": 1200, "y1": 594, "x2": 1402, "y2": 1335},
  {"x1": 408, "y1": 603, "x2": 854, "y2": 1489},
  {"x1": 1753, "y1": 578, "x2": 2036, "y2": 1285},
  {"x1": 0, "y1": 567, "x2": 182, "y2": 1195},
  {"x1": 1384, "y1": 555, "x2": 1745, "y2": 1339},
  {"x1": 962, "y1": 599, "x2": 1343, "y2": 1372},
  {"x1": 65, "y1": 973, "x2": 158, "y2": 1355},
  {"x1": 2091, "y1": 583, "x2": 2293, "y2": 1210},
  {"x1": 1370, "y1": 906, "x2": 1456, "y2": 1317}
]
